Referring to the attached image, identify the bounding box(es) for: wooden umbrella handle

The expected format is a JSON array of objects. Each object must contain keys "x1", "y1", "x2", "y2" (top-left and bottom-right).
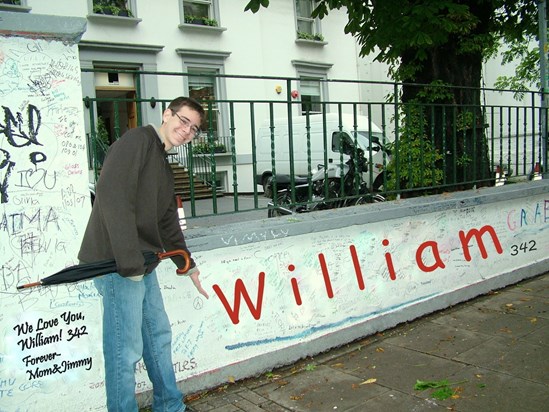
[{"x1": 157, "y1": 249, "x2": 191, "y2": 274}]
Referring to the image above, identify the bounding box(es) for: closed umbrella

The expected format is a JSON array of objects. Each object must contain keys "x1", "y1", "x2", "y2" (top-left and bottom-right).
[{"x1": 16, "y1": 249, "x2": 190, "y2": 290}]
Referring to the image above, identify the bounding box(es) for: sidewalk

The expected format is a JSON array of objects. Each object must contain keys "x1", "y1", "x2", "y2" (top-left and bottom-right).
[{"x1": 183, "y1": 273, "x2": 548, "y2": 412}]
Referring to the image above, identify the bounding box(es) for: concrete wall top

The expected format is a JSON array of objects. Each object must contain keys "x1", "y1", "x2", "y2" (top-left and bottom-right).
[
  {"x1": 0, "y1": 11, "x2": 86, "y2": 43},
  {"x1": 186, "y1": 180, "x2": 549, "y2": 253}
]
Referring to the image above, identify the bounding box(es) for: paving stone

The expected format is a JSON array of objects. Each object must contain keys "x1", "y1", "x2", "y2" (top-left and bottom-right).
[
  {"x1": 454, "y1": 335, "x2": 548, "y2": 383},
  {"x1": 254, "y1": 364, "x2": 388, "y2": 411},
  {"x1": 350, "y1": 389, "x2": 447, "y2": 411},
  {"x1": 381, "y1": 321, "x2": 490, "y2": 359},
  {"x1": 332, "y1": 343, "x2": 467, "y2": 394},
  {"x1": 430, "y1": 305, "x2": 544, "y2": 339},
  {"x1": 472, "y1": 288, "x2": 549, "y2": 320}
]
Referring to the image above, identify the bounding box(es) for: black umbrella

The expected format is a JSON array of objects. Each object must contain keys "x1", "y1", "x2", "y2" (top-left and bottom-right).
[{"x1": 16, "y1": 249, "x2": 190, "y2": 290}]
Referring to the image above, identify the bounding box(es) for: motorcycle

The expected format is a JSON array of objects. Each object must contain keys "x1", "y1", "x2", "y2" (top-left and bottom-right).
[{"x1": 266, "y1": 148, "x2": 386, "y2": 217}]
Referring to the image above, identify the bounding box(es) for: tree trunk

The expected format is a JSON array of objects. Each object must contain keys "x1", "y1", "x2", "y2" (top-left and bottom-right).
[{"x1": 400, "y1": 1, "x2": 494, "y2": 190}]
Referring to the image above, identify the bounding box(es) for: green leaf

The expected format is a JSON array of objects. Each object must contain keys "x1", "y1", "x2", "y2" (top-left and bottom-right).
[
  {"x1": 244, "y1": 0, "x2": 268, "y2": 13},
  {"x1": 304, "y1": 363, "x2": 316, "y2": 371},
  {"x1": 244, "y1": 0, "x2": 260, "y2": 13},
  {"x1": 414, "y1": 379, "x2": 449, "y2": 391},
  {"x1": 431, "y1": 386, "x2": 453, "y2": 400}
]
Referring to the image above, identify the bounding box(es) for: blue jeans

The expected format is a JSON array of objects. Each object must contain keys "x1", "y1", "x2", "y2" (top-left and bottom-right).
[{"x1": 94, "y1": 271, "x2": 186, "y2": 412}]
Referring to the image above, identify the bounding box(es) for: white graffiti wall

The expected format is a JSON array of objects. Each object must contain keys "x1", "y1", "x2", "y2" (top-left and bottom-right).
[{"x1": 0, "y1": 35, "x2": 95, "y2": 409}]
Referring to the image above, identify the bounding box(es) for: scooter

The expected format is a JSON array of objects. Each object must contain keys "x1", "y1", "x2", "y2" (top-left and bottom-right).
[{"x1": 267, "y1": 148, "x2": 385, "y2": 217}]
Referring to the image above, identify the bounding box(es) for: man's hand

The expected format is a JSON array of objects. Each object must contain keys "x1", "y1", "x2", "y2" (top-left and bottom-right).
[{"x1": 189, "y1": 269, "x2": 209, "y2": 299}]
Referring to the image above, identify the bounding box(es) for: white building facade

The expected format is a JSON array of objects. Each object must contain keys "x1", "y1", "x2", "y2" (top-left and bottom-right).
[{"x1": 2, "y1": 0, "x2": 383, "y2": 193}]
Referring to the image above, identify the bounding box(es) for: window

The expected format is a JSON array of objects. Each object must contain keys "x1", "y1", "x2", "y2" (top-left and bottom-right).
[
  {"x1": 91, "y1": 0, "x2": 136, "y2": 18},
  {"x1": 295, "y1": 0, "x2": 322, "y2": 40},
  {"x1": 188, "y1": 70, "x2": 219, "y2": 135},
  {"x1": 182, "y1": 0, "x2": 220, "y2": 26},
  {"x1": 0, "y1": 0, "x2": 30, "y2": 12},
  {"x1": 292, "y1": 60, "x2": 333, "y2": 116},
  {"x1": 183, "y1": 0, "x2": 210, "y2": 18},
  {"x1": 299, "y1": 78, "x2": 322, "y2": 114},
  {"x1": 176, "y1": 49, "x2": 231, "y2": 140}
]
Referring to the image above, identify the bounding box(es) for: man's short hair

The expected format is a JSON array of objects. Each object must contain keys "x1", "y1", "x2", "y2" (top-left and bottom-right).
[{"x1": 168, "y1": 96, "x2": 205, "y2": 123}]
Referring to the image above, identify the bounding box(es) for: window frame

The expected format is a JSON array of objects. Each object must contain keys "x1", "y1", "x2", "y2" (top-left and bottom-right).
[
  {"x1": 292, "y1": 60, "x2": 333, "y2": 116},
  {"x1": 0, "y1": 0, "x2": 30, "y2": 12},
  {"x1": 175, "y1": 49, "x2": 231, "y2": 139},
  {"x1": 78, "y1": 40, "x2": 162, "y2": 135},
  {"x1": 179, "y1": 0, "x2": 222, "y2": 28},
  {"x1": 294, "y1": 0, "x2": 322, "y2": 40},
  {"x1": 88, "y1": 0, "x2": 140, "y2": 24}
]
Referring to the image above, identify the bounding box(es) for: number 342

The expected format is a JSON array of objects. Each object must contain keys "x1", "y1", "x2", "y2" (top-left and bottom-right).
[{"x1": 510, "y1": 240, "x2": 537, "y2": 256}]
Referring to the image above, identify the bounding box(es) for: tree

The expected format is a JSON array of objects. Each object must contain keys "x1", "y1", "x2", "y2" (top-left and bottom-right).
[{"x1": 245, "y1": 0, "x2": 540, "y2": 191}]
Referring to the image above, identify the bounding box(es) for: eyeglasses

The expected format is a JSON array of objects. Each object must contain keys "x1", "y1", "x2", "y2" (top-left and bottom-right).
[{"x1": 170, "y1": 109, "x2": 201, "y2": 138}]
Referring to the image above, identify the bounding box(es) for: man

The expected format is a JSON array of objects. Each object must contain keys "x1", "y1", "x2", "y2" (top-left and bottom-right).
[{"x1": 79, "y1": 97, "x2": 208, "y2": 412}]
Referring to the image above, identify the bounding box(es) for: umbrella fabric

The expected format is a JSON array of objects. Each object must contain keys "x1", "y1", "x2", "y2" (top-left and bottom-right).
[{"x1": 16, "y1": 250, "x2": 189, "y2": 290}]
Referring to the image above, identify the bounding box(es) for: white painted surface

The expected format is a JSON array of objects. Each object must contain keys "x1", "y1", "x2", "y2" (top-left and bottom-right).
[
  {"x1": 2, "y1": 175, "x2": 548, "y2": 411},
  {"x1": 0, "y1": 35, "x2": 95, "y2": 410}
]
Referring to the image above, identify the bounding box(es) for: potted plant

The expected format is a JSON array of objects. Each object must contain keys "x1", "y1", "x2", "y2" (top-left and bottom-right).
[
  {"x1": 203, "y1": 18, "x2": 219, "y2": 27},
  {"x1": 93, "y1": 4, "x2": 114, "y2": 15},
  {"x1": 93, "y1": 0, "x2": 132, "y2": 16},
  {"x1": 184, "y1": 15, "x2": 204, "y2": 25},
  {"x1": 113, "y1": 0, "x2": 132, "y2": 16},
  {"x1": 297, "y1": 31, "x2": 324, "y2": 41},
  {"x1": 117, "y1": 7, "x2": 133, "y2": 17},
  {"x1": 184, "y1": 15, "x2": 218, "y2": 27}
]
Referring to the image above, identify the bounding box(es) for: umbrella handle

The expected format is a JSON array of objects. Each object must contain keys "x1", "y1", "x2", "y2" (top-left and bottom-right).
[{"x1": 157, "y1": 249, "x2": 191, "y2": 274}]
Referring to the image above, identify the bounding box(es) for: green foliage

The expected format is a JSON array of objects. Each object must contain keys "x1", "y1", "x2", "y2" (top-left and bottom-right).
[
  {"x1": 244, "y1": 0, "x2": 269, "y2": 13},
  {"x1": 494, "y1": 39, "x2": 540, "y2": 99},
  {"x1": 297, "y1": 31, "x2": 325, "y2": 41},
  {"x1": 244, "y1": 0, "x2": 539, "y2": 86},
  {"x1": 414, "y1": 378, "x2": 467, "y2": 400},
  {"x1": 93, "y1": 0, "x2": 133, "y2": 16},
  {"x1": 304, "y1": 363, "x2": 316, "y2": 371},
  {"x1": 184, "y1": 15, "x2": 219, "y2": 26},
  {"x1": 385, "y1": 105, "x2": 444, "y2": 194},
  {"x1": 414, "y1": 80, "x2": 454, "y2": 102},
  {"x1": 203, "y1": 18, "x2": 219, "y2": 27},
  {"x1": 192, "y1": 142, "x2": 226, "y2": 154},
  {"x1": 95, "y1": 116, "x2": 110, "y2": 147}
]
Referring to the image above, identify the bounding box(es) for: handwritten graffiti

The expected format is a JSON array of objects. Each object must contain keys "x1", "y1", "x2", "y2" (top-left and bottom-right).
[
  {"x1": 213, "y1": 224, "x2": 505, "y2": 325},
  {"x1": 506, "y1": 200, "x2": 549, "y2": 230},
  {"x1": 12, "y1": 311, "x2": 92, "y2": 380},
  {"x1": 0, "y1": 104, "x2": 41, "y2": 147},
  {"x1": 0, "y1": 104, "x2": 52, "y2": 203},
  {"x1": 0, "y1": 148, "x2": 15, "y2": 203},
  {"x1": 0, "y1": 207, "x2": 60, "y2": 236}
]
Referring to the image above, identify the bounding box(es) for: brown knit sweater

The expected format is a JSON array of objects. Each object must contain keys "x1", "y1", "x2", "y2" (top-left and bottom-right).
[{"x1": 78, "y1": 125, "x2": 195, "y2": 277}]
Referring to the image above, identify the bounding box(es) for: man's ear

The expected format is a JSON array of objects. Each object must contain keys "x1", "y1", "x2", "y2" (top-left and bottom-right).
[{"x1": 161, "y1": 108, "x2": 171, "y2": 124}]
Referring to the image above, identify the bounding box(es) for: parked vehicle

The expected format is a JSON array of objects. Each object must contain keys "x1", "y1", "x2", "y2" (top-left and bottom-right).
[
  {"x1": 267, "y1": 146, "x2": 386, "y2": 217},
  {"x1": 256, "y1": 113, "x2": 392, "y2": 195}
]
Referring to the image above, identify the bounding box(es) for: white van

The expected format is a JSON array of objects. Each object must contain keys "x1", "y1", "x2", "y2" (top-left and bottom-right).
[{"x1": 255, "y1": 113, "x2": 391, "y2": 192}]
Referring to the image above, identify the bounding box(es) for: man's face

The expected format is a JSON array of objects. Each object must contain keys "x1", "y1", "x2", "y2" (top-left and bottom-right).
[{"x1": 161, "y1": 106, "x2": 202, "y2": 149}]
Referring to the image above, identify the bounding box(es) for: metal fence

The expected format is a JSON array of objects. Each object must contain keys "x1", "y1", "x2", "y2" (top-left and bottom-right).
[{"x1": 82, "y1": 69, "x2": 548, "y2": 219}]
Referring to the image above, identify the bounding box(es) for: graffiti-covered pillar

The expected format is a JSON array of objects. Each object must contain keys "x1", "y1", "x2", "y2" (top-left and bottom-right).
[{"x1": 0, "y1": 12, "x2": 102, "y2": 411}]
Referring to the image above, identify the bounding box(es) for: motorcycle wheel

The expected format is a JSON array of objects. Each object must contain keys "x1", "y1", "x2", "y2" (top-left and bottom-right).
[
  {"x1": 355, "y1": 193, "x2": 386, "y2": 205},
  {"x1": 268, "y1": 192, "x2": 294, "y2": 217}
]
